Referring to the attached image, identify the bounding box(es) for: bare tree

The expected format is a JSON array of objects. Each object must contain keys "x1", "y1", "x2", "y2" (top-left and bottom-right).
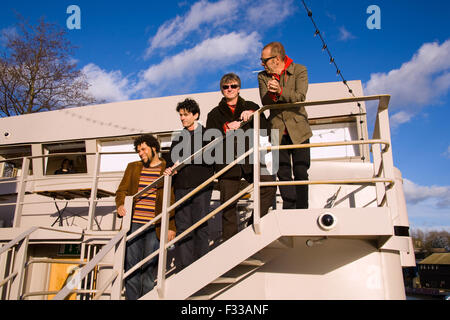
[
  {"x1": 0, "y1": 16, "x2": 96, "y2": 117},
  {"x1": 411, "y1": 228, "x2": 450, "y2": 254}
]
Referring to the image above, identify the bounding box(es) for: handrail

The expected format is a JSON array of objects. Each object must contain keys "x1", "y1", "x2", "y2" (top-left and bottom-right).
[
  {"x1": 0, "y1": 271, "x2": 18, "y2": 289},
  {"x1": 123, "y1": 184, "x2": 253, "y2": 280},
  {"x1": 52, "y1": 199, "x2": 132, "y2": 300},
  {"x1": 258, "y1": 94, "x2": 390, "y2": 114},
  {"x1": 92, "y1": 271, "x2": 118, "y2": 300},
  {"x1": 22, "y1": 289, "x2": 99, "y2": 299}
]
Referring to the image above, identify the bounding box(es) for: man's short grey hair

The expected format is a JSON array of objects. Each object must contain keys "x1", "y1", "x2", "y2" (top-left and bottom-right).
[
  {"x1": 263, "y1": 42, "x2": 286, "y2": 61},
  {"x1": 220, "y1": 73, "x2": 241, "y2": 91}
]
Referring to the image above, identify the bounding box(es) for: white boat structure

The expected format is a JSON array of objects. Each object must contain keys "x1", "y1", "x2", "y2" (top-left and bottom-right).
[{"x1": 0, "y1": 80, "x2": 415, "y2": 300}]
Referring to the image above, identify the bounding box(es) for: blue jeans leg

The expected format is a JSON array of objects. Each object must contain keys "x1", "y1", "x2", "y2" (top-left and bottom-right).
[
  {"x1": 174, "y1": 187, "x2": 212, "y2": 270},
  {"x1": 124, "y1": 222, "x2": 159, "y2": 300}
]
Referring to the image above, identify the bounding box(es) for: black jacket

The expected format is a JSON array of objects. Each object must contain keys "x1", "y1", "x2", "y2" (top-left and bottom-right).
[
  {"x1": 206, "y1": 96, "x2": 269, "y2": 179},
  {"x1": 166, "y1": 124, "x2": 214, "y2": 189}
]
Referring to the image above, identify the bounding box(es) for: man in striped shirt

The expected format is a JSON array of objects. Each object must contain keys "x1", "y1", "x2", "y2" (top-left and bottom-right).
[{"x1": 116, "y1": 134, "x2": 176, "y2": 300}]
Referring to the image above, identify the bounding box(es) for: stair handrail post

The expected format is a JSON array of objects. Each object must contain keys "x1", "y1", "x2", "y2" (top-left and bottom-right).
[
  {"x1": 9, "y1": 234, "x2": 30, "y2": 300},
  {"x1": 13, "y1": 156, "x2": 30, "y2": 228},
  {"x1": 156, "y1": 174, "x2": 172, "y2": 299},
  {"x1": 110, "y1": 195, "x2": 133, "y2": 300},
  {"x1": 253, "y1": 110, "x2": 261, "y2": 235},
  {"x1": 374, "y1": 96, "x2": 399, "y2": 220},
  {"x1": 87, "y1": 152, "x2": 101, "y2": 231}
]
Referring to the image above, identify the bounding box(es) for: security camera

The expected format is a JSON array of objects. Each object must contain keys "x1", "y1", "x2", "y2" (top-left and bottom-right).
[
  {"x1": 4, "y1": 132, "x2": 9, "y2": 137},
  {"x1": 318, "y1": 212, "x2": 337, "y2": 231}
]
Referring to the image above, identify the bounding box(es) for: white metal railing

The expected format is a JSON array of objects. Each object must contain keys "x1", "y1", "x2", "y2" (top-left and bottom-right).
[
  {"x1": 47, "y1": 94, "x2": 397, "y2": 300},
  {"x1": 0, "y1": 151, "x2": 135, "y2": 230}
]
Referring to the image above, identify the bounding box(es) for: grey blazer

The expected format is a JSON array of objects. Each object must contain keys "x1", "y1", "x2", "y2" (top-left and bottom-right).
[{"x1": 258, "y1": 62, "x2": 312, "y2": 145}]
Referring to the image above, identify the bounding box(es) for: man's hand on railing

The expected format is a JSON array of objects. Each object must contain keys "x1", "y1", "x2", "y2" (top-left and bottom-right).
[
  {"x1": 164, "y1": 161, "x2": 179, "y2": 176},
  {"x1": 240, "y1": 110, "x2": 255, "y2": 122},
  {"x1": 226, "y1": 121, "x2": 242, "y2": 131},
  {"x1": 117, "y1": 205, "x2": 126, "y2": 217}
]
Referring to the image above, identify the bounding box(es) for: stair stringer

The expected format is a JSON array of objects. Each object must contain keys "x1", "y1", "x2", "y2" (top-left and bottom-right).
[
  {"x1": 141, "y1": 210, "x2": 284, "y2": 300},
  {"x1": 141, "y1": 206, "x2": 394, "y2": 300}
]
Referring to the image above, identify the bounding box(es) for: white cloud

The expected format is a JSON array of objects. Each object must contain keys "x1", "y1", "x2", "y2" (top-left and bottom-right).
[
  {"x1": 246, "y1": 0, "x2": 294, "y2": 27},
  {"x1": 339, "y1": 26, "x2": 356, "y2": 41},
  {"x1": 403, "y1": 178, "x2": 450, "y2": 209},
  {"x1": 137, "y1": 31, "x2": 261, "y2": 93},
  {"x1": 406, "y1": 200, "x2": 450, "y2": 232},
  {"x1": 364, "y1": 39, "x2": 450, "y2": 124},
  {"x1": 390, "y1": 111, "x2": 414, "y2": 128},
  {"x1": 338, "y1": 26, "x2": 356, "y2": 41},
  {"x1": 146, "y1": 0, "x2": 295, "y2": 57},
  {"x1": 82, "y1": 63, "x2": 133, "y2": 103},
  {"x1": 146, "y1": 0, "x2": 239, "y2": 56},
  {"x1": 442, "y1": 145, "x2": 450, "y2": 159}
]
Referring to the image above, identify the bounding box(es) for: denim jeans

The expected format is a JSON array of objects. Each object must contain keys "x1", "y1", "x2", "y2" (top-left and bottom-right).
[
  {"x1": 174, "y1": 187, "x2": 212, "y2": 271},
  {"x1": 124, "y1": 222, "x2": 159, "y2": 300}
]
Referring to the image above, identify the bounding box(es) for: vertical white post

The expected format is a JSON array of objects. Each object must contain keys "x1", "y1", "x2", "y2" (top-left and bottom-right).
[
  {"x1": 9, "y1": 236, "x2": 30, "y2": 300},
  {"x1": 253, "y1": 112, "x2": 261, "y2": 234},
  {"x1": 156, "y1": 175, "x2": 171, "y2": 298},
  {"x1": 111, "y1": 196, "x2": 133, "y2": 300},
  {"x1": 372, "y1": 142, "x2": 384, "y2": 207},
  {"x1": 87, "y1": 152, "x2": 101, "y2": 231},
  {"x1": 13, "y1": 157, "x2": 30, "y2": 228},
  {"x1": 377, "y1": 101, "x2": 398, "y2": 215}
]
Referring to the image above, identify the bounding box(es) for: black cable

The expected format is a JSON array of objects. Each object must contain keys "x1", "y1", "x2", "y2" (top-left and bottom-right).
[{"x1": 301, "y1": 0, "x2": 366, "y2": 160}]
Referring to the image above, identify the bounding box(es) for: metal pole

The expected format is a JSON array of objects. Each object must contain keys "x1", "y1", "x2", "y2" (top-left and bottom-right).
[
  {"x1": 13, "y1": 157, "x2": 30, "y2": 228},
  {"x1": 156, "y1": 174, "x2": 172, "y2": 299},
  {"x1": 253, "y1": 112, "x2": 261, "y2": 234},
  {"x1": 87, "y1": 152, "x2": 101, "y2": 231}
]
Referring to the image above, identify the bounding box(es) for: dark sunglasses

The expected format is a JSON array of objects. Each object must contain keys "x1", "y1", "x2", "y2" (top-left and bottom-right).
[
  {"x1": 222, "y1": 84, "x2": 239, "y2": 90},
  {"x1": 261, "y1": 56, "x2": 276, "y2": 64}
]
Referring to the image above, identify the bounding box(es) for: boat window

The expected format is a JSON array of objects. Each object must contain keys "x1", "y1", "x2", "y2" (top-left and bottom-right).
[
  {"x1": 99, "y1": 140, "x2": 139, "y2": 173},
  {"x1": 310, "y1": 122, "x2": 360, "y2": 160},
  {"x1": 98, "y1": 134, "x2": 173, "y2": 172},
  {"x1": 0, "y1": 145, "x2": 33, "y2": 178},
  {"x1": 43, "y1": 142, "x2": 87, "y2": 175}
]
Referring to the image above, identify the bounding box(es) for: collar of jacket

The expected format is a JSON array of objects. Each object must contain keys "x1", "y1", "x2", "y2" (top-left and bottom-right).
[
  {"x1": 265, "y1": 55, "x2": 294, "y2": 78},
  {"x1": 283, "y1": 55, "x2": 294, "y2": 74},
  {"x1": 218, "y1": 95, "x2": 246, "y2": 112}
]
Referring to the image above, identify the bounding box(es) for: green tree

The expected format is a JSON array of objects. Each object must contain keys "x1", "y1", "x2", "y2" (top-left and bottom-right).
[{"x1": 0, "y1": 16, "x2": 96, "y2": 117}]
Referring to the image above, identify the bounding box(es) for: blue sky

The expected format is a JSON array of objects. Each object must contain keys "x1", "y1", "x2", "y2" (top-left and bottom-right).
[{"x1": 1, "y1": 0, "x2": 449, "y2": 231}]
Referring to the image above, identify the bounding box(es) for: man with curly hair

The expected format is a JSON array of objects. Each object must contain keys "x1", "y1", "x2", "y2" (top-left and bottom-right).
[{"x1": 115, "y1": 134, "x2": 176, "y2": 300}]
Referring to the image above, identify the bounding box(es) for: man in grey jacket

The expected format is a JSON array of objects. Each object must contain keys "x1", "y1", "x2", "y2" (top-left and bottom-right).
[{"x1": 258, "y1": 42, "x2": 312, "y2": 209}]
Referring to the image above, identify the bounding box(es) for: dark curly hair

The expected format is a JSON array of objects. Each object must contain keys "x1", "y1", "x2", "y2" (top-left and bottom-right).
[
  {"x1": 133, "y1": 134, "x2": 160, "y2": 153},
  {"x1": 176, "y1": 98, "x2": 200, "y2": 117}
]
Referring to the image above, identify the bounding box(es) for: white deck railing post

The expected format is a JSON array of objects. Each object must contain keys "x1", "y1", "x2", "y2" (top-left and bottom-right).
[
  {"x1": 156, "y1": 174, "x2": 172, "y2": 298},
  {"x1": 253, "y1": 111, "x2": 261, "y2": 235},
  {"x1": 13, "y1": 157, "x2": 30, "y2": 228},
  {"x1": 9, "y1": 235, "x2": 30, "y2": 300},
  {"x1": 376, "y1": 96, "x2": 399, "y2": 217},
  {"x1": 87, "y1": 152, "x2": 101, "y2": 231},
  {"x1": 110, "y1": 196, "x2": 133, "y2": 300}
]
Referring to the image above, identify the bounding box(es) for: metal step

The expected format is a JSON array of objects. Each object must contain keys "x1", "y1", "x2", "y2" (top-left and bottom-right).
[
  {"x1": 266, "y1": 236, "x2": 294, "y2": 249},
  {"x1": 187, "y1": 251, "x2": 278, "y2": 300},
  {"x1": 189, "y1": 263, "x2": 260, "y2": 300}
]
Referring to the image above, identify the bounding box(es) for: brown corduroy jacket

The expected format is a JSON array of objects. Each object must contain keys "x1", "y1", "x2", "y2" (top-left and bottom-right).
[{"x1": 115, "y1": 159, "x2": 176, "y2": 239}]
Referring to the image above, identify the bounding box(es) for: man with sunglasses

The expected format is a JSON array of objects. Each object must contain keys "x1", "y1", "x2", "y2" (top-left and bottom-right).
[
  {"x1": 206, "y1": 73, "x2": 276, "y2": 242},
  {"x1": 258, "y1": 42, "x2": 312, "y2": 210}
]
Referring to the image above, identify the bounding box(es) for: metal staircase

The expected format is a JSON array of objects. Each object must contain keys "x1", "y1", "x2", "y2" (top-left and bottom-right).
[{"x1": 0, "y1": 94, "x2": 416, "y2": 300}]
